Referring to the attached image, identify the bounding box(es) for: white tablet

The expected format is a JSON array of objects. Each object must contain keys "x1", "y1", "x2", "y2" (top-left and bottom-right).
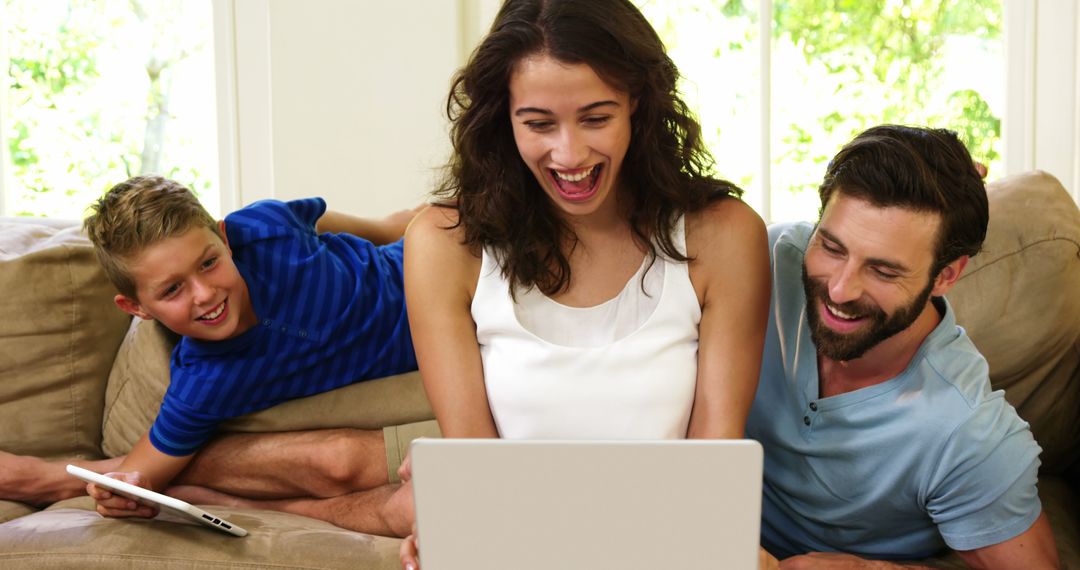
[{"x1": 66, "y1": 464, "x2": 247, "y2": 537}]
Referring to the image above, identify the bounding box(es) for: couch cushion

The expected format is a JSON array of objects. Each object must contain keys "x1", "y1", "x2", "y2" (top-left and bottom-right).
[
  {"x1": 949, "y1": 171, "x2": 1080, "y2": 475},
  {"x1": 0, "y1": 497, "x2": 400, "y2": 569},
  {"x1": 0, "y1": 500, "x2": 37, "y2": 524},
  {"x1": 101, "y1": 318, "x2": 434, "y2": 457},
  {"x1": 0, "y1": 219, "x2": 131, "y2": 460}
]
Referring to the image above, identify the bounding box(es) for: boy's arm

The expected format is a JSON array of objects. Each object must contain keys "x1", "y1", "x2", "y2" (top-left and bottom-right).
[
  {"x1": 86, "y1": 432, "x2": 195, "y2": 518},
  {"x1": 316, "y1": 205, "x2": 426, "y2": 245}
]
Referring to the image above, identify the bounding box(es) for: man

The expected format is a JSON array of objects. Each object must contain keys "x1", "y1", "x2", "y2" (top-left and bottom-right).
[{"x1": 749, "y1": 125, "x2": 1060, "y2": 568}]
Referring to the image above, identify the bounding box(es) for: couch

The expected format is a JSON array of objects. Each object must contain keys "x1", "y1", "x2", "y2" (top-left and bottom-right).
[{"x1": 0, "y1": 170, "x2": 1077, "y2": 569}]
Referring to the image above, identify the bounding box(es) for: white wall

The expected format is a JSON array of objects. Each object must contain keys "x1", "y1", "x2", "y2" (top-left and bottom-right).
[
  {"x1": 222, "y1": 0, "x2": 464, "y2": 216},
  {"x1": 220, "y1": 0, "x2": 1079, "y2": 216},
  {"x1": 1005, "y1": 0, "x2": 1080, "y2": 202}
]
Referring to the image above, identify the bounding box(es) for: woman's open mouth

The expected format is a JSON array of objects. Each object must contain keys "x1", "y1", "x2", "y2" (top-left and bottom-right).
[{"x1": 550, "y1": 164, "x2": 602, "y2": 202}]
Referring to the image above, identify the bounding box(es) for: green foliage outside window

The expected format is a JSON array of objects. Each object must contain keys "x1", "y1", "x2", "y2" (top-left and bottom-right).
[
  {"x1": 641, "y1": 0, "x2": 1004, "y2": 221},
  {"x1": 2, "y1": 0, "x2": 217, "y2": 218}
]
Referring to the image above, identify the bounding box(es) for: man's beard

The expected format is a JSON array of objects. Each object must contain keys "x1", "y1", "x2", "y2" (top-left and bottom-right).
[{"x1": 801, "y1": 263, "x2": 934, "y2": 362}]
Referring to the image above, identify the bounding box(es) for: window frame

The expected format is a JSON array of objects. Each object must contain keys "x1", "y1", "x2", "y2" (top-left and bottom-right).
[{"x1": 1, "y1": 0, "x2": 1077, "y2": 219}]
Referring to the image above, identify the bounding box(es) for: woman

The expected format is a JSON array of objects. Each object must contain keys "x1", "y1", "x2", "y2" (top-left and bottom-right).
[{"x1": 401, "y1": 0, "x2": 770, "y2": 565}]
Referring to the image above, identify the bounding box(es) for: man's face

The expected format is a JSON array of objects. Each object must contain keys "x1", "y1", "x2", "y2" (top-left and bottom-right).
[
  {"x1": 115, "y1": 225, "x2": 257, "y2": 342},
  {"x1": 801, "y1": 192, "x2": 942, "y2": 361}
]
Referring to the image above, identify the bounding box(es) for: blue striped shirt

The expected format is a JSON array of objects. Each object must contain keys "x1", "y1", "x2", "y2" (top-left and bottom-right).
[{"x1": 149, "y1": 198, "x2": 417, "y2": 456}]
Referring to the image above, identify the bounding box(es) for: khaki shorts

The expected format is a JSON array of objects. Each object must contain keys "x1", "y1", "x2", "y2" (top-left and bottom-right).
[{"x1": 383, "y1": 419, "x2": 442, "y2": 483}]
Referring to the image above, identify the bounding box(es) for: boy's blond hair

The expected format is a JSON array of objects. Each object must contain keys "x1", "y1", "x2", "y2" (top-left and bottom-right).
[{"x1": 84, "y1": 175, "x2": 221, "y2": 299}]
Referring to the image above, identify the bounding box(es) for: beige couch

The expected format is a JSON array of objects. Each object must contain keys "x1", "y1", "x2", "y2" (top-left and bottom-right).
[{"x1": 0, "y1": 171, "x2": 1077, "y2": 569}]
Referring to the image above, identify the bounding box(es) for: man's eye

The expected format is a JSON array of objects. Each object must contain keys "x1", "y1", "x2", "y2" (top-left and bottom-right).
[
  {"x1": 821, "y1": 241, "x2": 842, "y2": 255},
  {"x1": 872, "y1": 268, "x2": 899, "y2": 280}
]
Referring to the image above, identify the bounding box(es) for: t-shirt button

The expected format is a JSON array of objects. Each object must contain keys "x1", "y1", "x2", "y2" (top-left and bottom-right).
[
  {"x1": 299, "y1": 330, "x2": 308, "y2": 338},
  {"x1": 280, "y1": 326, "x2": 288, "y2": 333},
  {"x1": 262, "y1": 319, "x2": 272, "y2": 326},
  {"x1": 803, "y1": 416, "x2": 811, "y2": 426},
  {"x1": 809, "y1": 402, "x2": 818, "y2": 411}
]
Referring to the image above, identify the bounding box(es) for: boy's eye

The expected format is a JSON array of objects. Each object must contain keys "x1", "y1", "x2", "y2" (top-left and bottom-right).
[
  {"x1": 161, "y1": 283, "x2": 181, "y2": 299},
  {"x1": 201, "y1": 256, "x2": 218, "y2": 270}
]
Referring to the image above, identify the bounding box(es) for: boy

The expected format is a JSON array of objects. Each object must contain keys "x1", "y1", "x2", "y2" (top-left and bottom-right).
[{"x1": 82, "y1": 175, "x2": 418, "y2": 522}]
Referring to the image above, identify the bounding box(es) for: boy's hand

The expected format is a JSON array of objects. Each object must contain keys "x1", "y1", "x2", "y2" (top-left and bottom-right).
[
  {"x1": 87, "y1": 471, "x2": 158, "y2": 519},
  {"x1": 381, "y1": 204, "x2": 428, "y2": 243}
]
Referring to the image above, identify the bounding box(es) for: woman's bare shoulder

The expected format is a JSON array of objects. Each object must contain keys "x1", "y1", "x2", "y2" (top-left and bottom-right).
[
  {"x1": 684, "y1": 197, "x2": 767, "y2": 259},
  {"x1": 405, "y1": 205, "x2": 481, "y2": 281}
]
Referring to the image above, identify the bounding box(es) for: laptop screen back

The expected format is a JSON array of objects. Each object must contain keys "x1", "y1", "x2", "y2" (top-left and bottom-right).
[{"x1": 411, "y1": 439, "x2": 763, "y2": 570}]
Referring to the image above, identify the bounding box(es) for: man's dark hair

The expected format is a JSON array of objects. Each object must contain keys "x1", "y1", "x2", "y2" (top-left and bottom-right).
[
  {"x1": 818, "y1": 124, "x2": 989, "y2": 275},
  {"x1": 436, "y1": 0, "x2": 741, "y2": 295}
]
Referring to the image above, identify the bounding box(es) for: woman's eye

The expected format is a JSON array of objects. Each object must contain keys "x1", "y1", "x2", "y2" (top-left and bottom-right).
[
  {"x1": 582, "y1": 115, "x2": 611, "y2": 127},
  {"x1": 524, "y1": 120, "x2": 554, "y2": 132}
]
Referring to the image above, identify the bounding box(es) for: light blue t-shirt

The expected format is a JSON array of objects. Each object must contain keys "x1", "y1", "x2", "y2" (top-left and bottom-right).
[{"x1": 746, "y1": 222, "x2": 1042, "y2": 560}]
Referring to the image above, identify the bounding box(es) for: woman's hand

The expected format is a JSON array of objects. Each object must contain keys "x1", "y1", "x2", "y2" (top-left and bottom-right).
[{"x1": 396, "y1": 452, "x2": 419, "y2": 569}]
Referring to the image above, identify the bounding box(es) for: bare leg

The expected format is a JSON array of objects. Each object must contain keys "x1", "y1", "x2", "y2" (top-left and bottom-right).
[
  {"x1": 175, "y1": 428, "x2": 388, "y2": 499},
  {"x1": 168, "y1": 480, "x2": 414, "y2": 537},
  {"x1": 0, "y1": 451, "x2": 123, "y2": 505}
]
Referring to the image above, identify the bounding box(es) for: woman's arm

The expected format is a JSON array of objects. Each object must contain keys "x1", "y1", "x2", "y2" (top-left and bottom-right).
[
  {"x1": 403, "y1": 206, "x2": 498, "y2": 438},
  {"x1": 685, "y1": 198, "x2": 771, "y2": 439}
]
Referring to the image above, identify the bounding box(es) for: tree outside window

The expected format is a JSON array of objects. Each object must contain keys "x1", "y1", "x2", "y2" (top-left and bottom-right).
[
  {"x1": 2, "y1": 0, "x2": 218, "y2": 219},
  {"x1": 641, "y1": 0, "x2": 1004, "y2": 222}
]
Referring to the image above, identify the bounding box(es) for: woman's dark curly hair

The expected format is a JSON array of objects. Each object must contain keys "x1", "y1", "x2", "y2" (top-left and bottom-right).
[{"x1": 436, "y1": 0, "x2": 742, "y2": 295}]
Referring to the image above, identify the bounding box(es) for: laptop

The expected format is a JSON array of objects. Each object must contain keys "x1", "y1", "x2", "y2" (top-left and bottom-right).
[{"x1": 411, "y1": 439, "x2": 762, "y2": 570}]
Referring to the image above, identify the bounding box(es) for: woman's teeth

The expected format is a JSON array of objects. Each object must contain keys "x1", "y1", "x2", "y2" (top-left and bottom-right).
[{"x1": 554, "y1": 165, "x2": 597, "y2": 182}]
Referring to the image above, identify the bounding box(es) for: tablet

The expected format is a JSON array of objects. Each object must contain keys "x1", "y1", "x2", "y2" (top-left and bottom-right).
[{"x1": 66, "y1": 464, "x2": 247, "y2": 537}]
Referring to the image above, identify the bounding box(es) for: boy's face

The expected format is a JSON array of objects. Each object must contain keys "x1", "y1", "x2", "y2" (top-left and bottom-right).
[{"x1": 114, "y1": 223, "x2": 258, "y2": 342}]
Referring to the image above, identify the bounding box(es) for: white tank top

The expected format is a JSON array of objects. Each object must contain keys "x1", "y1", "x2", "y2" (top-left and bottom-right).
[{"x1": 472, "y1": 216, "x2": 701, "y2": 439}]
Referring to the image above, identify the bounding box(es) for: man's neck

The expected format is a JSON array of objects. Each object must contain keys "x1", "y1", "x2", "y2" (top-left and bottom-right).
[{"x1": 818, "y1": 299, "x2": 944, "y2": 399}]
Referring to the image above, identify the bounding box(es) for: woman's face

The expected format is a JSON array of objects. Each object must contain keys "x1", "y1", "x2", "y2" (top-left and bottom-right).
[{"x1": 508, "y1": 54, "x2": 634, "y2": 220}]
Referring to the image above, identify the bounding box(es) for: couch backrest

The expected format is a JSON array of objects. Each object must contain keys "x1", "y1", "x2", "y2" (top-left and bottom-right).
[
  {"x1": 0, "y1": 218, "x2": 131, "y2": 459},
  {"x1": 949, "y1": 171, "x2": 1080, "y2": 477}
]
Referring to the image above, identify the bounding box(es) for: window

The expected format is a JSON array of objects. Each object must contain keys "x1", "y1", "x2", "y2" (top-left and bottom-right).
[
  {"x1": 0, "y1": 0, "x2": 220, "y2": 218},
  {"x1": 641, "y1": 0, "x2": 1005, "y2": 222}
]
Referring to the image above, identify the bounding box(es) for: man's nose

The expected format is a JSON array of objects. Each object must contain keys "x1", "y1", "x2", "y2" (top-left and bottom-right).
[{"x1": 828, "y1": 266, "x2": 862, "y2": 305}]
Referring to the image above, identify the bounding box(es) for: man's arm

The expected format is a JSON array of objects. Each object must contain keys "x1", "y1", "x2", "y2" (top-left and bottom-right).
[
  {"x1": 954, "y1": 511, "x2": 1059, "y2": 570},
  {"x1": 776, "y1": 513, "x2": 1059, "y2": 570},
  {"x1": 85, "y1": 432, "x2": 194, "y2": 518}
]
